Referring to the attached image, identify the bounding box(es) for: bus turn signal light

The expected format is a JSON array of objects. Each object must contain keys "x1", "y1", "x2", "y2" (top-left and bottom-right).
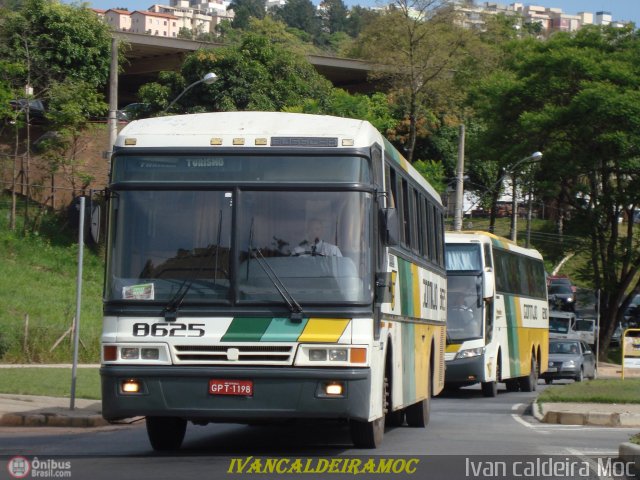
[
  {"x1": 103, "y1": 346, "x2": 117, "y2": 362},
  {"x1": 350, "y1": 348, "x2": 367, "y2": 364}
]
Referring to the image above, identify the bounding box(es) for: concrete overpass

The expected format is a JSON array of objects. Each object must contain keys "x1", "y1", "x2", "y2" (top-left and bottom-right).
[{"x1": 114, "y1": 31, "x2": 377, "y2": 104}]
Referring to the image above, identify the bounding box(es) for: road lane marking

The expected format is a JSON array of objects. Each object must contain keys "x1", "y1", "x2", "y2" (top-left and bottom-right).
[{"x1": 566, "y1": 447, "x2": 615, "y2": 480}]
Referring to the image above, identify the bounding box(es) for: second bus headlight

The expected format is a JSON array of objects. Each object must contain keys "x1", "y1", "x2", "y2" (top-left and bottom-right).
[{"x1": 455, "y1": 347, "x2": 485, "y2": 360}]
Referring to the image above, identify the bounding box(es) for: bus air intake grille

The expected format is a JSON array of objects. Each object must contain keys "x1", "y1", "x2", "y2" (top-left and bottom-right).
[{"x1": 173, "y1": 344, "x2": 295, "y2": 365}]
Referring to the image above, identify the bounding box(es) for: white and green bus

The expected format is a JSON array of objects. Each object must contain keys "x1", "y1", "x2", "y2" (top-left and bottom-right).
[
  {"x1": 444, "y1": 232, "x2": 548, "y2": 397},
  {"x1": 100, "y1": 112, "x2": 447, "y2": 450}
]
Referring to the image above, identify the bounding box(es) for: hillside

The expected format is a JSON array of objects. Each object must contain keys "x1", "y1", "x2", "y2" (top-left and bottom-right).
[{"x1": 0, "y1": 194, "x2": 104, "y2": 363}]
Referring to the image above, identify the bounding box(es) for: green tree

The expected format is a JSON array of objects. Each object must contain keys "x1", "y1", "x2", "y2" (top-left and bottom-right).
[
  {"x1": 177, "y1": 27, "x2": 194, "y2": 39},
  {"x1": 470, "y1": 26, "x2": 640, "y2": 352},
  {"x1": 345, "y1": 6, "x2": 380, "y2": 38},
  {"x1": 0, "y1": 0, "x2": 112, "y2": 93},
  {"x1": 294, "y1": 89, "x2": 398, "y2": 134},
  {"x1": 349, "y1": 0, "x2": 475, "y2": 163},
  {"x1": 39, "y1": 79, "x2": 107, "y2": 200},
  {"x1": 271, "y1": 0, "x2": 320, "y2": 38},
  {"x1": 319, "y1": 0, "x2": 348, "y2": 34},
  {"x1": 0, "y1": 0, "x2": 112, "y2": 229},
  {"x1": 138, "y1": 25, "x2": 332, "y2": 114},
  {"x1": 228, "y1": 0, "x2": 266, "y2": 29}
]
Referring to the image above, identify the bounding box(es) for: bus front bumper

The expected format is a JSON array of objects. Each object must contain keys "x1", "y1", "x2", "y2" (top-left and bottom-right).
[
  {"x1": 444, "y1": 354, "x2": 486, "y2": 387},
  {"x1": 100, "y1": 365, "x2": 371, "y2": 423}
]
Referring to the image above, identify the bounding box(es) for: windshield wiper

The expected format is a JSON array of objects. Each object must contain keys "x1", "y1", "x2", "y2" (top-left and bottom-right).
[
  {"x1": 250, "y1": 247, "x2": 304, "y2": 322},
  {"x1": 162, "y1": 279, "x2": 193, "y2": 321}
]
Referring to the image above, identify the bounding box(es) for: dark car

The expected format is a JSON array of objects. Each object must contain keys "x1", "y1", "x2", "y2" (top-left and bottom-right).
[
  {"x1": 117, "y1": 103, "x2": 148, "y2": 122},
  {"x1": 548, "y1": 275, "x2": 577, "y2": 293},
  {"x1": 9, "y1": 99, "x2": 47, "y2": 124},
  {"x1": 542, "y1": 339, "x2": 597, "y2": 384},
  {"x1": 548, "y1": 284, "x2": 576, "y2": 311},
  {"x1": 624, "y1": 294, "x2": 640, "y2": 328}
]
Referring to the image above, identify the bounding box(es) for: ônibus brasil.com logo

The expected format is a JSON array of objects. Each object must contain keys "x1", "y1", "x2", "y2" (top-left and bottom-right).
[
  {"x1": 7, "y1": 456, "x2": 71, "y2": 478},
  {"x1": 7, "y1": 456, "x2": 30, "y2": 479}
]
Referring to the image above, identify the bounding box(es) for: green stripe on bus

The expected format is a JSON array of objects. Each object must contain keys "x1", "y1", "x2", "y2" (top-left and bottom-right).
[
  {"x1": 222, "y1": 317, "x2": 273, "y2": 342},
  {"x1": 398, "y1": 258, "x2": 414, "y2": 317},
  {"x1": 402, "y1": 322, "x2": 416, "y2": 403},
  {"x1": 261, "y1": 317, "x2": 309, "y2": 342},
  {"x1": 504, "y1": 296, "x2": 520, "y2": 376}
]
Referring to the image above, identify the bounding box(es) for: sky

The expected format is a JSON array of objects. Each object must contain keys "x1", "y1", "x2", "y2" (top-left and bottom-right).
[{"x1": 74, "y1": 0, "x2": 640, "y2": 25}]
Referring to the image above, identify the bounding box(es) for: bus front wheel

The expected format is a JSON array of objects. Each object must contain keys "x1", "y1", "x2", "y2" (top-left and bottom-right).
[
  {"x1": 350, "y1": 370, "x2": 388, "y2": 448},
  {"x1": 146, "y1": 416, "x2": 187, "y2": 451},
  {"x1": 350, "y1": 416, "x2": 384, "y2": 448},
  {"x1": 481, "y1": 381, "x2": 498, "y2": 397}
]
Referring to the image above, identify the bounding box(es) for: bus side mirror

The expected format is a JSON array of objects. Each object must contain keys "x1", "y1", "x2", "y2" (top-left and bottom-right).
[
  {"x1": 381, "y1": 207, "x2": 399, "y2": 246},
  {"x1": 90, "y1": 204, "x2": 101, "y2": 244},
  {"x1": 482, "y1": 269, "x2": 494, "y2": 299}
]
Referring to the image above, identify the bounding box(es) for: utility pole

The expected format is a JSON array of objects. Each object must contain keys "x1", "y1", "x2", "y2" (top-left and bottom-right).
[
  {"x1": 107, "y1": 37, "x2": 118, "y2": 165},
  {"x1": 453, "y1": 124, "x2": 465, "y2": 231}
]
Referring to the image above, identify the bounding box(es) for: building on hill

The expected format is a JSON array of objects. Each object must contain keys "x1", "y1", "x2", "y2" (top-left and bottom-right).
[{"x1": 450, "y1": 1, "x2": 630, "y2": 35}]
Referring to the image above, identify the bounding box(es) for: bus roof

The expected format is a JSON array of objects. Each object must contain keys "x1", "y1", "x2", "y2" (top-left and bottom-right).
[
  {"x1": 116, "y1": 112, "x2": 381, "y2": 149},
  {"x1": 445, "y1": 231, "x2": 543, "y2": 260},
  {"x1": 115, "y1": 111, "x2": 442, "y2": 203}
]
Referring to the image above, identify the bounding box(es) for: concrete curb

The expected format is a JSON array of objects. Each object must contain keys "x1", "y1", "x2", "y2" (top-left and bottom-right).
[
  {"x1": 619, "y1": 443, "x2": 640, "y2": 474},
  {"x1": 534, "y1": 401, "x2": 640, "y2": 427},
  {"x1": 0, "y1": 412, "x2": 109, "y2": 428}
]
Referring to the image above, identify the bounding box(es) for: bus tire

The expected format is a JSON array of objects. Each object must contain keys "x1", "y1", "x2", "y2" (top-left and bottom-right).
[
  {"x1": 519, "y1": 356, "x2": 538, "y2": 392},
  {"x1": 386, "y1": 409, "x2": 405, "y2": 427},
  {"x1": 350, "y1": 368, "x2": 387, "y2": 448},
  {"x1": 406, "y1": 363, "x2": 431, "y2": 428},
  {"x1": 146, "y1": 416, "x2": 187, "y2": 451},
  {"x1": 505, "y1": 380, "x2": 520, "y2": 392},
  {"x1": 385, "y1": 377, "x2": 404, "y2": 427},
  {"x1": 405, "y1": 397, "x2": 430, "y2": 427},
  {"x1": 481, "y1": 381, "x2": 498, "y2": 397},
  {"x1": 350, "y1": 416, "x2": 384, "y2": 448}
]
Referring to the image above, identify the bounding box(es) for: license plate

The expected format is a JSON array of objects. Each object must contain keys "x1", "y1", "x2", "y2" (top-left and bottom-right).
[
  {"x1": 209, "y1": 379, "x2": 253, "y2": 396},
  {"x1": 547, "y1": 367, "x2": 557, "y2": 373}
]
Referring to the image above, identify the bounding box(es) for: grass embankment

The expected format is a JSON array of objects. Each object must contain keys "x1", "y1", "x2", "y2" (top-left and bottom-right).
[
  {"x1": 537, "y1": 378, "x2": 640, "y2": 404},
  {"x1": 0, "y1": 367, "x2": 101, "y2": 399},
  {"x1": 0, "y1": 195, "x2": 104, "y2": 364}
]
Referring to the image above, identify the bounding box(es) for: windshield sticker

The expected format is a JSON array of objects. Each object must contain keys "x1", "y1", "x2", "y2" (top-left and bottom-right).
[{"x1": 123, "y1": 283, "x2": 155, "y2": 300}]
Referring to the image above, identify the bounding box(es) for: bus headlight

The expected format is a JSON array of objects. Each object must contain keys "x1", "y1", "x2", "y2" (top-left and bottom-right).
[
  {"x1": 455, "y1": 347, "x2": 485, "y2": 360},
  {"x1": 329, "y1": 349, "x2": 348, "y2": 361},
  {"x1": 297, "y1": 346, "x2": 368, "y2": 366},
  {"x1": 102, "y1": 344, "x2": 170, "y2": 364},
  {"x1": 309, "y1": 349, "x2": 328, "y2": 361}
]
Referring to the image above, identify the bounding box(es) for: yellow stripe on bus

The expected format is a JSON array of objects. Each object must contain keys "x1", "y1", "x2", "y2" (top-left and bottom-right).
[
  {"x1": 297, "y1": 318, "x2": 350, "y2": 343},
  {"x1": 414, "y1": 324, "x2": 430, "y2": 398},
  {"x1": 412, "y1": 263, "x2": 422, "y2": 318},
  {"x1": 446, "y1": 344, "x2": 461, "y2": 353}
]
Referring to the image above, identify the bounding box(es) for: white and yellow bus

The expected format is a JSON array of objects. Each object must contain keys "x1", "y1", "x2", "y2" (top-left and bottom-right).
[
  {"x1": 444, "y1": 232, "x2": 548, "y2": 396},
  {"x1": 100, "y1": 112, "x2": 446, "y2": 449}
]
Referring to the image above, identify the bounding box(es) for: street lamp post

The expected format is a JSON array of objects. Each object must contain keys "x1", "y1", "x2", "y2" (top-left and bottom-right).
[
  {"x1": 163, "y1": 72, "x2": 218, "y2": 114},
  {"x1": 509, "y1": 151, "x2": 542, "y2": 242}
]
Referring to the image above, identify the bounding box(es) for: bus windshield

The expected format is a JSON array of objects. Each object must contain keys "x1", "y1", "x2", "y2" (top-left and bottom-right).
[
  {"x1": 447, "y1": 275, "x2": 483, "y2": 340},
  {"x1": 106, "y1": 189, "x2": 372, "y2": 305}
]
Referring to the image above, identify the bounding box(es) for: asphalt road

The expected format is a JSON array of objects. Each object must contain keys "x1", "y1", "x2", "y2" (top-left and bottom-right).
[{"x1": 0, "y1": 383, "x2": 635, "y2": 480}]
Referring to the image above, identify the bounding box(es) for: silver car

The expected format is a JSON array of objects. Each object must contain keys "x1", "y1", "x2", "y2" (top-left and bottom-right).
[{"x1": 542, "y1": 339, "x2": 597, "y2": 384}]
